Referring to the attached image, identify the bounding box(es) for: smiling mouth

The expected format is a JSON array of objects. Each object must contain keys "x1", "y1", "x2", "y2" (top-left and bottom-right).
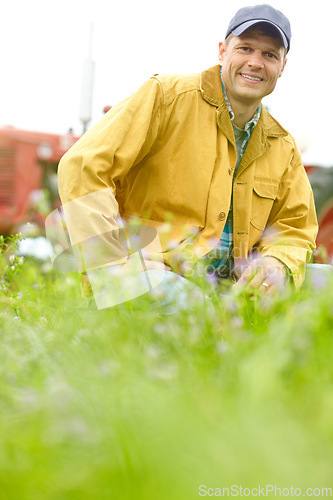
[{"x1": 240, "y1": 74, "x2": 263, "y2": 82}]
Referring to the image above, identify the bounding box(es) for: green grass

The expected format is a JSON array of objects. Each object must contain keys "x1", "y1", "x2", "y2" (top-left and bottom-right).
[{"x1": 0, "y1": 249, "x2": 333, "y2": 499}]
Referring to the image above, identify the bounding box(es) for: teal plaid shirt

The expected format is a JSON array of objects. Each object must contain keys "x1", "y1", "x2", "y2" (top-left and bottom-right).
[{"x1": 206, "y1": 68, "x2": 261, "y2": 278}]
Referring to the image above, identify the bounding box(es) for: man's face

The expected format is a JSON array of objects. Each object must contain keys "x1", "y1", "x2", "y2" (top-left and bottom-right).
[{"x1": 218, "y1": 30, "x2": 287, "y2": 108}]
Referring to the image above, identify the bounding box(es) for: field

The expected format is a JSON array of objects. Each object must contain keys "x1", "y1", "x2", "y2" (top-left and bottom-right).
[{"x1": 1, "y1": 235, "x2": 333, "y2": 499}]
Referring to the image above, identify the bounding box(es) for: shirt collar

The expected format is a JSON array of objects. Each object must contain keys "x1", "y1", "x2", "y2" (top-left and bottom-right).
[{"x1": 220, "y1": 66, "x2": 261, "y2": 133}]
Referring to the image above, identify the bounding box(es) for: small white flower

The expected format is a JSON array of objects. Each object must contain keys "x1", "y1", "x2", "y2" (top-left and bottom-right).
[
  {"x1": 231, "y1": 316, "x2": 244, "y2": 329},
  {"x1": 216, "y1": 341, "x2": 229, "y2": 354},
  {"x1": 153, "y1": 323, "x2": 167, "y2": 335},
  {"x1": 145, "y1": 345, "x2": 162, "y2": 359},
  {"x1": 147, "y1": 364, "x2": 178, "y2": 381}
]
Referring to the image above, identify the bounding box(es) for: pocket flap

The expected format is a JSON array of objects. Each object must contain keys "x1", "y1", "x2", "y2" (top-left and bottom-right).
[{"x1": 253, "y1": 180, "x2": 279, "y2": 200}]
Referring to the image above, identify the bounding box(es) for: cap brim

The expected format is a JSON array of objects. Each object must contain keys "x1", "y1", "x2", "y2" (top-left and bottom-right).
[{"x1": 232, "y1": 20, "x2": 288, "y2": 50}]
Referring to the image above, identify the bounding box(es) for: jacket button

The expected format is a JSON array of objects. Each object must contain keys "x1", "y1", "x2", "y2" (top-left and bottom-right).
[
  {"x1": 218, "y1": 211, "x2": 226, "y2": 221},
  {"x1": 228, "y1": 167, "x2": 233, "y2": 175}
]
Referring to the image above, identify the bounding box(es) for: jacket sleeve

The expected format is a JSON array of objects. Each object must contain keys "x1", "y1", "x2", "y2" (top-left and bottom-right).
[
  {"x1": 57, "y1": 77, "x2": 163, "y2": 271},
  {"x1": 258, "y1": 144, "x2": 318, "y2": 289}
]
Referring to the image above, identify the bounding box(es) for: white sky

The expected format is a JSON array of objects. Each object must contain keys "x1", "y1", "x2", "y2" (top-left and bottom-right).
[{"x1": 1, "y1": 0, "x2": 331, "y2": 165}]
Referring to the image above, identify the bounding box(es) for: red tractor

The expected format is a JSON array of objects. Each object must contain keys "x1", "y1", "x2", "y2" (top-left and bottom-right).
[
  {"x1": 306, "y1": 165, "x2": 333, "y2": 262},
  {"x1": 0, "y1": 126, "x2": 79, "y2": 235}
]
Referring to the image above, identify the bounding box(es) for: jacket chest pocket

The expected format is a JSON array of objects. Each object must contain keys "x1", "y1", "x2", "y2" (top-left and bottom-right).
[{"x1": 250, "y1": 180, "x2": 279, "y2": 231}]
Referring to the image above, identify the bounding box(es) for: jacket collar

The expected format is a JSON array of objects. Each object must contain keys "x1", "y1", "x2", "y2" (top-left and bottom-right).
[
  {"x1": 200, "y1": 65, "x2": 288, "y2": 139},
  {"x1": 200, "y1": 65, "x2": 225, "y2": 108}
]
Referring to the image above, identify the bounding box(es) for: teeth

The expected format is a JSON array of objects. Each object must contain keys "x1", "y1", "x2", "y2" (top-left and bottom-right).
[{"x1": 242, "y1": 74, "x2": 262, "y2": 81}]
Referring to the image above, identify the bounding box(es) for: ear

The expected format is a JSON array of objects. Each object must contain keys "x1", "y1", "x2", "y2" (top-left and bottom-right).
[
  {"x1": 279, "y1": 57, "x2": 287, "y2": 78},
  {"x1": 218, "y1": 41, "x2": 226, "y2": 65}
]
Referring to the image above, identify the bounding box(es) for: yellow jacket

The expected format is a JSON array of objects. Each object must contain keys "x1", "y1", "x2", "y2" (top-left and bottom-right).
[{"x1": 58, "y1": 65, "x2": 318, "y2": 288}]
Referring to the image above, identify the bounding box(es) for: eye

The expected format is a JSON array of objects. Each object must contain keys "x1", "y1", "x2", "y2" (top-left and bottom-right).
[{"x1": 266, "y1": 52, "x2": 277, "y2": 59}]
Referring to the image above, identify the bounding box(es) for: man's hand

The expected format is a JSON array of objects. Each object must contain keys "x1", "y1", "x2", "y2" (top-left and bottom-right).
[{"x1": 235, "y1": 256, "x2": 288, "y2": 294}]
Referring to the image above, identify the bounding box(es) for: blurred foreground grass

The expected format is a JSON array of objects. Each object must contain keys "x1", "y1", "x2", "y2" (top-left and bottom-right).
[{"x1": 0, "y1": 247, "x2": 333, "y2": 499}]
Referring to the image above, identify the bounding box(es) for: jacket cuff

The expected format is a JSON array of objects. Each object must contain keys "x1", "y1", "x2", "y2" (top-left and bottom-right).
[{"x1": 260, "y1": 247, "x2": 307, "y2": 290}]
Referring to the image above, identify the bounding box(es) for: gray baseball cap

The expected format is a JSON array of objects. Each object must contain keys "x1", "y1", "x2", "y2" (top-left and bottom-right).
[{"x1": 226, "y1": 4, "x2": 291, "y2": 52}]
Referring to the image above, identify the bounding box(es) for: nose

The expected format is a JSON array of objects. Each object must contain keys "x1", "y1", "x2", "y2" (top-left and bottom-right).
[{"x1": 247, "y1": 50, "x2": 264, "y2": 69}]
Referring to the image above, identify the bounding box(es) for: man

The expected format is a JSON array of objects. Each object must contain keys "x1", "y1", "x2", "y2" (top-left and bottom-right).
[{"x1": 58, "y1": 4, "x2": 318, "y2": 302}]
